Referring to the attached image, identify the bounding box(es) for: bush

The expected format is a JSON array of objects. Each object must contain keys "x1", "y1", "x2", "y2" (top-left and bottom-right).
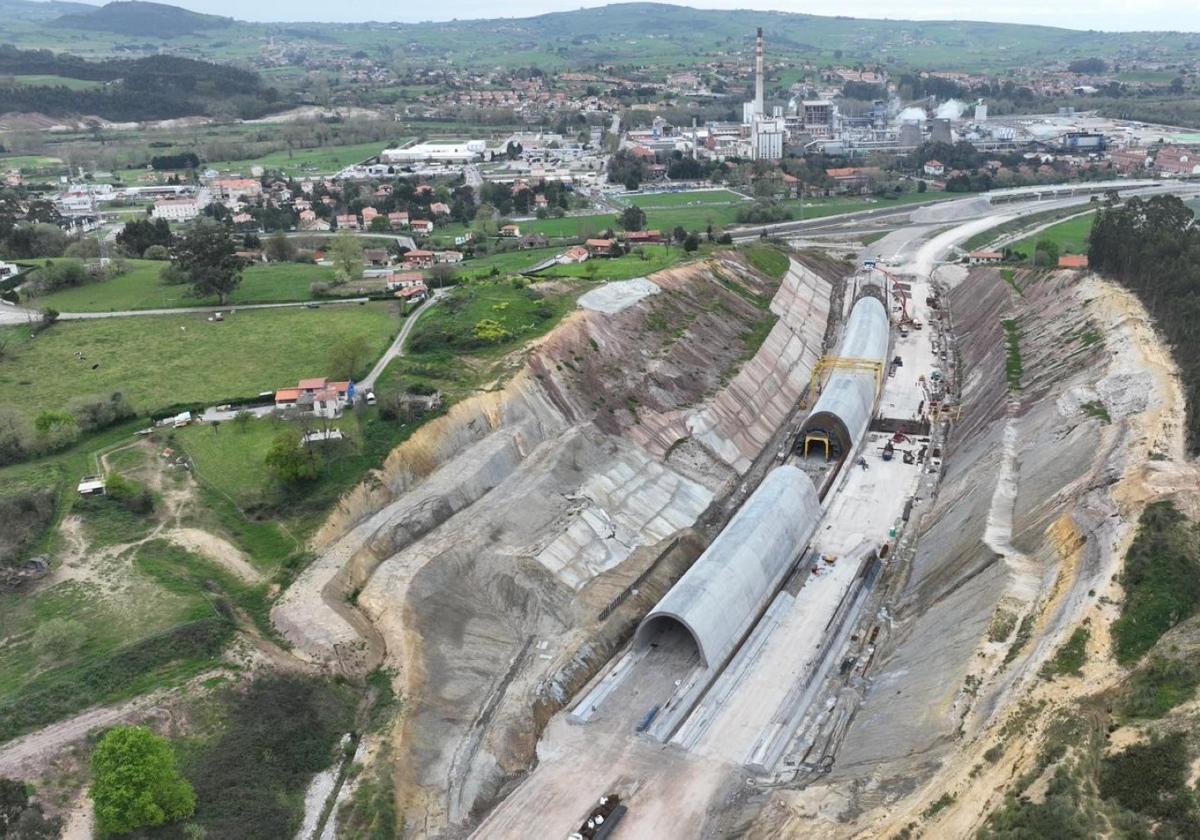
[
  {"x1": 1123, "y1": 657, "x2": 1200, "y2": 718},
  {"x1": 472, "y1": 318, "x2": 512, "y2": 344},
  {"x1": 104, "y1": 473, "x2": 155, "y2": 515},
  {"x1": 143, "y1": 244, "x2": 170, "y2": 260},
  {"x1": 168, "y1": 676, "x2": 351, "y2": 839},
  {"x1": 70, "y1": 391, "x2": 135, "y2": 433},
  {"x1": 1099, "y1": 735, "x2": 1197, "y2": 827},
  {"x1": 735, "y1": 200, "x2": 793, "y2": 225},
  {"x1": 0, "y1": 619, "x2": 233, "y2": 743},
  {"x1": 91, "y1": 725, "x2": 195, "y2": 836},
  {"x1": 1112, "y1": 502, "x2": 1200, "y2": 664}
]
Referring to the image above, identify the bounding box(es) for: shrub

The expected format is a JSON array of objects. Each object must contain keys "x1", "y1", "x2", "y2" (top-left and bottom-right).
[
  {"x1": 104, "y1": 473, "x2": 155, "y2": 515},
  {"x1": 1099, "y1": 735, "x2": 1197, "y2": 827},
  {"x1": 172, "y1": 676, "x2": 351, "y2": 839},
  {"x1": 1123, "y1": 657, "x2": 1200, "y2": 718},
  {"x1": 472, "y1": 318, "x2": 512, "y2": 344},
  {"x1": 70, "y1": 391, "x2": 135, "y2": 433},
  {"x1": 1112, "y1": 501, "x2": 1200, "y2": 664},
  {"x1": 143, "y1": 244, "x2": 170, "y2": 260}
]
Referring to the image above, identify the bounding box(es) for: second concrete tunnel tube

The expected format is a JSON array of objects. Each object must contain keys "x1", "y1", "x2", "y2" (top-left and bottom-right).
[{"x1": 634, "y1": 465, "x2": 823, "y2": 674}]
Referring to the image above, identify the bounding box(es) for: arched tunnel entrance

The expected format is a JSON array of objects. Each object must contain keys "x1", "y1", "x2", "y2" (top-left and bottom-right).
[
  {"x1": 799, "y1": 411, "x2": 852, "y2": 461},
  {"x1": 634, "y1": 613, "x2": 708, "y2": 670}
]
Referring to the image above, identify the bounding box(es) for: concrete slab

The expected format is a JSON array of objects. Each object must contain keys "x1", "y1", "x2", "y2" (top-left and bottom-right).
[{"x1": 577, "y1": 277, "x2": 661, "y2": 314}]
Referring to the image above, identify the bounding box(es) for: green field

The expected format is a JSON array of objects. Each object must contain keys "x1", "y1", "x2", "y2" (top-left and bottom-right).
[
  {"x1": 0, "y1": 74, "x2": 104, "y2": 90},
  {"x1": 456, "y1": 243, "x2": 688, "y2": 280},
  {"x1": 541, "y1": 244, "x2": 686, "y2": 279},
  {"x1": 522, "y1": 191, "x2": 947, "y2": 238},
  {"x1": 379, "y1": 279, "x2": 579, "y2": 403},
  {"x1": 31, "y1": 260, "x2": 337, "y2": 312},
  {"x1": 1011, "y1": 211, "x2": 1096, "y2": 256},
  {"x1": 205, "y1": 141, "x2": 393, "y2": 176},
  {"x1": 0, "y1": 303, "x2": 398, "y2": 420},
  {"x1": 613, "y1": 189, "x2": 749, "y2": 209}
]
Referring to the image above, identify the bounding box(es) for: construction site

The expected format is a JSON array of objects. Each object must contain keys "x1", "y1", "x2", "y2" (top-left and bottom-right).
[{"x1": 255, "y1": 168, "x2": 1200, "y2": 838}]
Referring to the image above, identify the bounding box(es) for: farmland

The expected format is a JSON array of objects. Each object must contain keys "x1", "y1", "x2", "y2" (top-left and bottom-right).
[
  {"x1": 30, "y1": 260, "x2": 338, "y2": 312},
  {"x1": 1011, "y1": 211, "x2": 1096, "y2": 256},
  {"x1": 0, "y1": 303, "x2": 398, "y2": 421}
]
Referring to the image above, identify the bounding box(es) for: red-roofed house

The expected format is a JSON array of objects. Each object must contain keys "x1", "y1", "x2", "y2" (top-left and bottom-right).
[
  {"x1": 388, "y1": 211, "x2": 410, "y2": 229},
  {"x1": 410, "y1": 219, "x2": 433, "y2": 234},
  {"x1": 1058, "y1": 254, "x2": 1089, "y2": 270},
  {"x1": 361, "y1": 207, "x2": 380, "y2": 225},
  {"x1": 923, "y1": 160, "x2": 945, "y2": 177},
  {"x1": 274, "y1": 388, "x2": 301, "y2": 409},
  {"x1": 430, "y1": 202, "x2": 451, "y2": 216},
  {"x1": 500, "y1": 223, "x2": 521, "y2": 237},
  {"x1": 403, "y1": 249, "x2": 436, "y2": 268},
  {"x1": 336, "y1": 214, "x2": 359, "y2": 230},
  {"x1": 586, "y1": 238, "x2": 617, "y2": 256}
]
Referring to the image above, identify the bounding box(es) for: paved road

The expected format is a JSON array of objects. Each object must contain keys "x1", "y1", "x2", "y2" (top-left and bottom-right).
[
  {"x1": 359, "y1": 290, "x2": 445, "y2": 390},
  {"x1": 0, "y1": 297, "x2": 371, "y2": 325}
]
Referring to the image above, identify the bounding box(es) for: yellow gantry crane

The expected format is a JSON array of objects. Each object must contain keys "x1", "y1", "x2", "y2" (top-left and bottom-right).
[{"x1": 800, "y1": 356, "x2": 885, "y2": 410}]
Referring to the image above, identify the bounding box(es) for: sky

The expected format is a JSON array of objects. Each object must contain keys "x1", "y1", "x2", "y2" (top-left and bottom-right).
[{"x1": 77, "y1": 0, "x2": 1200, "y2": 31}]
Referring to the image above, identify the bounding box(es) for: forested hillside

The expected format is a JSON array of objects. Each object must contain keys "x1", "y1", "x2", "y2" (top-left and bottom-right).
[
  {"x1": 0, "y1": 47, "x2": 281, "y2": 120},
  {"x1": 1090, "y1": 195, "x2": 1200, "y2": 449}
]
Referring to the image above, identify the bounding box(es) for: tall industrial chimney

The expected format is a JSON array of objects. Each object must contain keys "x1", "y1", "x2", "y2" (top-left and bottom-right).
[{"x1": 755, "y1": 27, "x2": 764, "y2": 118}]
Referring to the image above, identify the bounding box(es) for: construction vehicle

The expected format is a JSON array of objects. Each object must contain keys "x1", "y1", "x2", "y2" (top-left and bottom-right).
[{"x1": 568, "y1": 794, "x2": 626, "y2": 840}]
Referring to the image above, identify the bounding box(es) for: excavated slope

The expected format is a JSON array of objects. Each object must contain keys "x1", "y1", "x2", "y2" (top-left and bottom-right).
[
  {"x1": 272, "y1": 253, "x2": 841, "y2": 837},
  {"x1": 747, "y1": 266, "x2": 1182, "y2": 837}
]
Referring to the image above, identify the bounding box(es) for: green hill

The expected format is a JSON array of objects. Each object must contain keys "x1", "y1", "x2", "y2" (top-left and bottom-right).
[{"x1": 54, "y1": 0, "x2": 232, "y2": 37}]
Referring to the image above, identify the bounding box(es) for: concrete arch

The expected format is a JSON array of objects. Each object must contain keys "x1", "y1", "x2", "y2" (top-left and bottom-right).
[
  {"x1": 634, "y1": 612, "x2": 708, "y2": 667},
  {"x1": 635, "y1": 465, "x2": 823, "y2": 676},
  {"x1": 800, "y1": 296, "x2": 890, "y2": 458}
]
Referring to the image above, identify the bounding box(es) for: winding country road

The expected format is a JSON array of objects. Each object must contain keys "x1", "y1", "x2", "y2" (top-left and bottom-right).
[{"x1": 359, "y1": 289, "x2": 445, "y2": 390}]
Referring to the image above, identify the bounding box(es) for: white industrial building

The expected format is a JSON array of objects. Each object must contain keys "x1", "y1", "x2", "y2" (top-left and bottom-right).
[
  {"x1": 152, "y1": 197, "x2": 201, "y2": 221},
  {"x1": 381, "y1": 141, "x2": 487, "y2": 164}
]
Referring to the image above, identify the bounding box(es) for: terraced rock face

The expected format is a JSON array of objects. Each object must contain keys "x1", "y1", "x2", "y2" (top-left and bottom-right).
[
  {"x1": 748, "y1": 266, "x2": 1184, "y2": 838},
  {"x1": 272, "y1": 253, "x2": 842, "y2": 838}
]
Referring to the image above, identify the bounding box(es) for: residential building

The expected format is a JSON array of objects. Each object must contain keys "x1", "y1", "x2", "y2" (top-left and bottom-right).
[
  {"x1": 924, "y1": 160, "x2": 945, "y2": 177},
  {"x1": 585, "y1": 238, "x2": 617, "y2": 256},
  {"x1": 430, "y1": 202, "x2": 451, "y2": 216},
  {"x1": 1058, "y1": 254, "x2": 1089, "y2": 269},
  {"x1": 500, "y1": 223, "x2": 521, "y2": 237},
  {"x1": 388, "y1": 211, "x2": 410, "y2": 229},
  {"x1": 336, "y1": 214, "x2": 360, "y2": 230},
  {"x1": 403, "y1": 249, "x2": 436, "y2": 268},
  {"x1": 434, "y1": 250, "x2": 464, "y2": 264},
  {"x1": 410, "y1": 219, "x2": 434, "y2": 234},
  {"x1": 211, "y1": 178, "x2": 262, "y2": 201}
]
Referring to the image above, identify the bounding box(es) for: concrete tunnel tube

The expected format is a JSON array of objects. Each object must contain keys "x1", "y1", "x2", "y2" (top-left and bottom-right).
[
  {"x1": 800, "y1": 296, "x2": 891, "y2": 460},
  {"x1": 634, "y1": 465, "x2": 823, "y2": 673}
]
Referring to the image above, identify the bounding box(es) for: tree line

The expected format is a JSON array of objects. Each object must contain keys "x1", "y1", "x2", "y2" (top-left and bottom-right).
[{"x1": 1089, "y1": 195, "x2": 1200, "y2": 449}]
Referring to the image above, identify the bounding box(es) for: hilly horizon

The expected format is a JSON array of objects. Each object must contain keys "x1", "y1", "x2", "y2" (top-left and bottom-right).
[{"x1": 0, "y1": 0, "x2": 1195, "y2": 70}]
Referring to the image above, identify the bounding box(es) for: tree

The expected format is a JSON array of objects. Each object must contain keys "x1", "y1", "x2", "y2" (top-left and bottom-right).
[
  {"x1": 683, "y1": 232, "x2": 701, "y2": 253},
  {"x1": 264, "y1": 430, "x2": 319, "y2": 484},
  {"x1": 329, "y1": 231, "x2": 362, "y2": 285},
  {"x1": 115, "y1": 218, "x2": 171, "y2": 257},
  {"x1": 263, "y1": 232, "x2": 296, "y2": 263},
  {"x1": 619, "y1": 205, "x2": 646, "y2": 232},
  {"x1": 327, "y1": 335, "x2": 372, "y2": 380},
  {"x1": 1033, "y1": 238, "x2": 1059, "y2": 267},
  {"x1": 169, "y1": 221, "x2": 244, "y2": 304},
  {"x1": 90, "y1": 726, "x2": 195, "y2": 836},
  {"x1": 428, "y1": 263, "x2": 456, "y2": 289}
]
